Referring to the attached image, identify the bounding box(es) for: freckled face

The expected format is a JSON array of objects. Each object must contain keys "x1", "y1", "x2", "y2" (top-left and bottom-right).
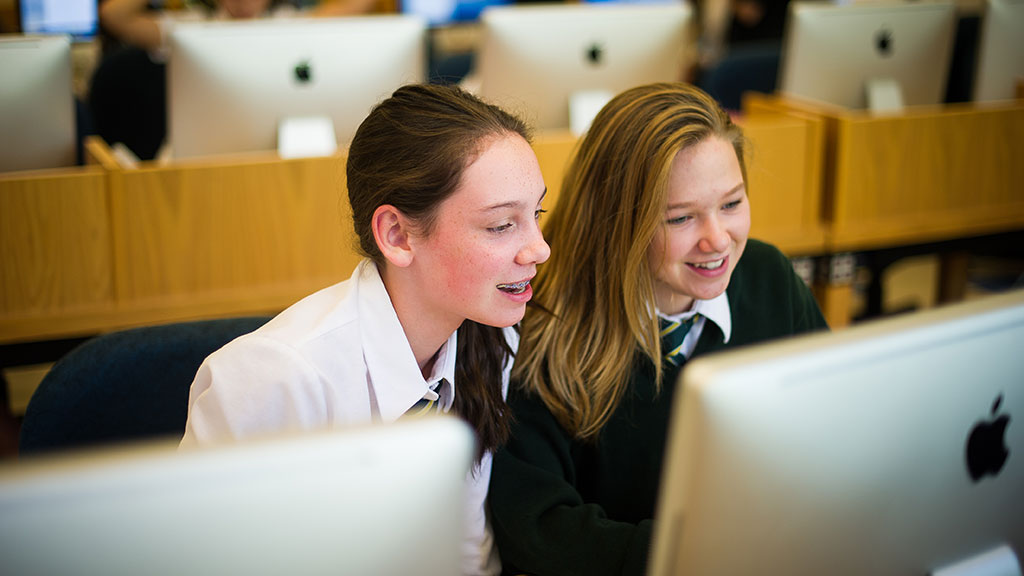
[
  {"x1": 410, "y1": 133, "x2": 550, "y2": 329},
  {"x1": 647, "y1": 136, "x2": 750, "y2": 315}
]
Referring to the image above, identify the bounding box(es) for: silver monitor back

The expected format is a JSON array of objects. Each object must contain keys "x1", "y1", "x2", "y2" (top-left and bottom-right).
[
  {"x1": 973, "y1": 0, "x2": 1024, "y2": 102},
  {"x1": 777, "y1": 1, "x2": 957, "y2": 110},
  {"x1": 0, "y1": 34, "x2": 76, "y2": 172},
  {"x1": 168, "y1": 15, "x2": 426, "y2": 160},
  {"x1": 477, "y1": 1, "x2": 691, "y2": 131},
  {"x1": 650, "y1": 290, "x2": 1024, "y2": 576},
  {"x1": 0, "y1": 417, "x2": 474, "y2": 576}
]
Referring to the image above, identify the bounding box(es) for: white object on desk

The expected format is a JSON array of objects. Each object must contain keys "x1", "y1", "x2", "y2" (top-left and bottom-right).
[
  {"x1": 278, "y1": 115, "x2": 337, "y2": 159},
  {"x1": 866, "y1": 77, "x2": 905, "y2": 115},
  {"x1": 569, "y1": 90, "x2": 613, "y2": 137}
]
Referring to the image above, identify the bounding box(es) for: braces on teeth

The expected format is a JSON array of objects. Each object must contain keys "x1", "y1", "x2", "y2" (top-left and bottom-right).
[{"x1": 498, "y1": 280, "x2": 529, "y2": 294}]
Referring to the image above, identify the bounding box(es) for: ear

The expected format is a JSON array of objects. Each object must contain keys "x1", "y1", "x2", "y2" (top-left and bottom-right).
[{"x1": 371, "y1": 204, "x2": 415, "y2": 268}]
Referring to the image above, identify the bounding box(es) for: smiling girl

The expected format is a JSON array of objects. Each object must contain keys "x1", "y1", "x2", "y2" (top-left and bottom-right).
[
  {"x1": 180, "y1": 84, "x2": 549, "y2": 576},
  {"x1": 488, "y1": 82, "x2": 828, "y2": 575}
]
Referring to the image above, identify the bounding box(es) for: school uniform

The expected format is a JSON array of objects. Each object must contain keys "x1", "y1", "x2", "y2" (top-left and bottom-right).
[
  {"x1": 489, "y1": 239, "x2": 828, "y2": 576},
  {"x1": 181, "y1": 259, "x2": 509, "y2": 576}
]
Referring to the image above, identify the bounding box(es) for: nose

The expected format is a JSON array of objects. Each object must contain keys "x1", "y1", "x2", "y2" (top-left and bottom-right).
[
  {"x1": 517, "y1": 221, "x2": 551, "y2": 265},
  {"x1": 697, "y1": 215, "x2": 730, "y2": 254}
]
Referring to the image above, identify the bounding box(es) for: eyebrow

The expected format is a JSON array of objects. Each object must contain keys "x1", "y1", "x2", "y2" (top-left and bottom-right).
[
  {"x1": 481, "y1": 188, "x2": 548, "y2": 212},
  {"x1": 666, "y1": 182, "x2": 745, "y2": 211}
]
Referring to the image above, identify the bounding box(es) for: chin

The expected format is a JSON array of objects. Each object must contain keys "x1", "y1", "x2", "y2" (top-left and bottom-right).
[
  {"x1": 688, "y1": 281, "x2": 730, "y2": 302},
  {"x1": 474, "y1": 309, "x2": 526, "y2": 329}
]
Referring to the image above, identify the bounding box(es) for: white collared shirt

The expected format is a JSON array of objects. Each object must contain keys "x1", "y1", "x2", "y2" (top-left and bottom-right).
[
  {"x1": 181, "y1": 259, "x2": 508, "y2": 575},
  {"x1": 656, "y1": 291, "x2": 733, "y2": 361}
]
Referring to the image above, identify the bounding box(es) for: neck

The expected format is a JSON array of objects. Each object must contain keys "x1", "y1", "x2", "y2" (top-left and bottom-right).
[{"x1": 379, "y1": 265, "x2": 461, "y2": 377}]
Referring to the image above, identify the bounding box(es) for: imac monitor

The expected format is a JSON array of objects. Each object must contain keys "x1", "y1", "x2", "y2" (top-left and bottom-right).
[
  {"x1": 0, "y1": 34, "x2": 76, "y2": 172},
  {"x1": 777, "y1": 1, "x2": 957, "y2": 111},
  {"x1": 649, "y1": 290, "x2": 1024, "y2": 576},
  {"x1": 478, "y1": 2, "x2": 691, "y2": 131},
  {"x1": 0, "y1": 417, "x2": 474, "y2": 576},
  {"x1": 19, "y1": 0, "x2": 97, "y2": 40},
  {"x1": 973, "y1": 0, "x2": 1024, "y2": 102},
  {"x1": 168, "y1": 16, "x2": 426, "y2": 160}
]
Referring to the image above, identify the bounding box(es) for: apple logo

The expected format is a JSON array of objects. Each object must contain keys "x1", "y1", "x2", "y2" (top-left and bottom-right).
[
  {"x1": 874, "y1": 28, "x2": 893, "y2": 57},
  {"x1": 965, "y1": 394, "x2": 1011, "y2": 483},
  {"x1": 294, "y1": 60, "x2": 313, "y2": 84},
  {"x1": 586, "y1": 43, "x2": 604, "y2": 66}
]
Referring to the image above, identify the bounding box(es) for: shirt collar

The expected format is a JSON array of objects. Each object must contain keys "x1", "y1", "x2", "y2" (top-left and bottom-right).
[
  {"x1": 657, "y1": 291, "x2": 733, "y2": 344},
  {"x1": 356, "y1": 260, "x2": 459, "y2": 422}
]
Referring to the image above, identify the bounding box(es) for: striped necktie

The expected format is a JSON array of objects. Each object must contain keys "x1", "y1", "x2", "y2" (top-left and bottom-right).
[
  {"x1": 660, "y1": 316, "x2": 697, "y2": 366},
  {"x1": 404, "y1": 380, "x2": 447, "y2": 419},
  {"x1": 405, "y1": 395, "x2": 437, "y2": 418}
]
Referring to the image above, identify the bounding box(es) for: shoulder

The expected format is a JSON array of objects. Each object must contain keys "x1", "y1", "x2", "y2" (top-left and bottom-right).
[
  {"x1": 259, "y1": 260, "x2": 379, "y2": 351},
  {"x1": 198, "y1": 266, "x2": 371, "y2": 390},
  {"x1": 733, "y1": 239, "x2": 791, "y2": 276},
  {"x1": 726, "y1": 238, "x2": 827, "y2": 341},
  {"x1": 728, "y1": 238, "x2": 798, "y2": 295}
]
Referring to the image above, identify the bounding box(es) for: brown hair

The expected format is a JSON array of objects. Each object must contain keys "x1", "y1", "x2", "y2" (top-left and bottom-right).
[
  {"x1": 513, "y1": 82, "x2": 747, "y2": 440},
  {"x1": 347, "y1": 83, "x2": 533, "y2": 457}
]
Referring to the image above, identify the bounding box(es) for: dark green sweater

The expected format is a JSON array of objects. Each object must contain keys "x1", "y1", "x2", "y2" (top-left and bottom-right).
[{"x1": 490, "y1": 240, "x2": 829, "y2": 576}]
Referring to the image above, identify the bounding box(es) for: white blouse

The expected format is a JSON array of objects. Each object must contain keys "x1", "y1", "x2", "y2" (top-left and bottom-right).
[{"x1": 181, "y1": 259, "x2": 511, "y2": 575}]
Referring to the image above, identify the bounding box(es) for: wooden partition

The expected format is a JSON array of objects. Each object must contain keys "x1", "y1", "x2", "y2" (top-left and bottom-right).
[
  {"x1": 744, "y1": 93, "x2": 1024, "y2": 327},
  {"x1": 738, "y1": 113, "x2": 827, "y2": 256},
  {"x1": 108, "y1": 152, "x2": 359, "y2": 323},
  {"x1": 1, "y1": 122, "x2": 826, "y2": 345},
  {"x1": 745, "y1": 94, "x2": 1024, "y2": 251},
  {"x1": 829, "y1": 102, "x2": 1024, "y2": 251},
  {"x1": 1, "y1": 142, "x2": 360, "y2": 345},
  {"x1": 0, "y1": 164, "x2": 112, "y2": 344}
]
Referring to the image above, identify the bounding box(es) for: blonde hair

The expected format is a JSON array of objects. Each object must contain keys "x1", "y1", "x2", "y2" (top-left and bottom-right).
[{"x1": 513, "y1": 82, "x2": 747, "y2": 440}]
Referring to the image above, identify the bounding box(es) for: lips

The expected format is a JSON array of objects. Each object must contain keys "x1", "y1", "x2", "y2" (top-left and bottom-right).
[{"x1": 497, "y1": 279, "x2": 530, "y2": 295}]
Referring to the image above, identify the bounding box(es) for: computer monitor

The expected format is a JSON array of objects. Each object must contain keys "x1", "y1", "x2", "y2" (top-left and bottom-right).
[
  {"x1": 477, "y1": 1, "x2": 692, "y2": 131},
  {"x1": 649, "y1": 289, "x2": 1024, "y2": 576},
  {"x1": 0, "y1": 34, "x2": 76, "y2": 173},
  {"x1": 168, "y1": 15, "x2": 426, "y2": 160},
  {"x1": 777, "y1": 1, "x2": 957, "y2": 112},
  {"x1": 973, "y1": 0, "x2": 1024, "y2": 102},
  {"x1": 18, "y1": 0, "x2": 97, "y2": 40},
  {"x1": 401, "y1": 0, "x2": 512, "y2": 27},
  {"x1": 0, "y1": 417, "x2": 474, "y2": 576}
]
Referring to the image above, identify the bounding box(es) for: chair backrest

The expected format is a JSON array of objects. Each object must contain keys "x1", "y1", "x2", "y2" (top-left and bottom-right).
[{"x1": 19, "y1": 316, "x2": 271, "y2": 456}]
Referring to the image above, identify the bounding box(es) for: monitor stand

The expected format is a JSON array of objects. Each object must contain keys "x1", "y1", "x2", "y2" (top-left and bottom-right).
[
  {"x1": 866, "y1": 77, "x2": 905, "y2": 114},
  {"x1": 932, "y1": 545, "x2": 1023, "y2": 576},
  {"x1": 569, "y1": 90, "x2": 613, "y2": 137},
  {"x1": 278, "y1": 116, "x2": 337, "y2": 159}
]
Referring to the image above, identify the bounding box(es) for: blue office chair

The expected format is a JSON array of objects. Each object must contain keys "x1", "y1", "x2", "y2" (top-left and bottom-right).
[{"x1": 19, "y1": 316, "x2": 271, "y2": 456}]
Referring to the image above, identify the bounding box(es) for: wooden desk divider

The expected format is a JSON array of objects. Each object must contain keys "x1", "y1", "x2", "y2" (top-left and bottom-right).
[
  {"x1": 743, "y1": 92, "x2": 1024, "y2": 327},
  {"x1": 745, "y1": 93, "x2": 1024, "y2": 252},
  {"x1": 737, "y1": 112, "x2": 827, "y2": 257},
  {"x1": 2, "y1": 139, "x2": 361, "y2": 344},
  {"x1": 2, "y1": 123, "x2": 828, "y2": 345},
  {"x1": 108, "y1": 148, "x2": 360, "y2": 325},
  {"x1": 1, "y1": 150, "x2": 113, "y2": 344}
]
